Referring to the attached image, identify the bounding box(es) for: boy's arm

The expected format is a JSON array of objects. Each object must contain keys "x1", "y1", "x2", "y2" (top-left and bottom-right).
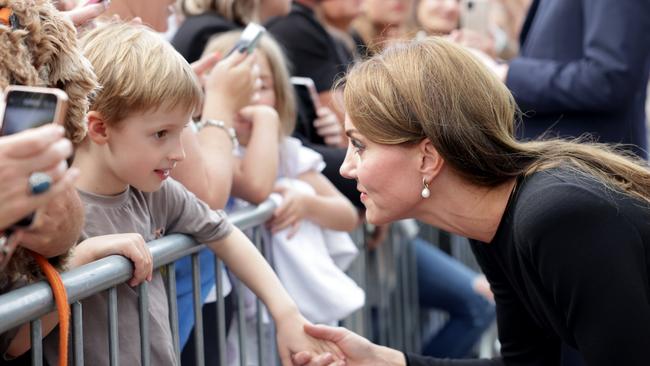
[{"x1": 206, "y1": 227, "x2": 343, "y2": 364}]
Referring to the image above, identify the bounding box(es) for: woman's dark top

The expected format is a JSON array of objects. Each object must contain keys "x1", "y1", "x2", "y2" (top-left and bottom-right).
[
  {"x1": 407, "y1": 167, "x2": 650, "y2": 366},
  {"x1": 171, "y1": 12, "x2": 239, "y2": 63}
]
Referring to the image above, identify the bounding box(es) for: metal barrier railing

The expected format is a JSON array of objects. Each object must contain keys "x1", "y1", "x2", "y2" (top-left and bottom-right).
[{"x1": 0, "y1": 199, "x2": 423, "y2": 365}]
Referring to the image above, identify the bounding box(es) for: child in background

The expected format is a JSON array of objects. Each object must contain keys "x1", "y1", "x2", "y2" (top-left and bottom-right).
[
  {"x1": 203, "y1": 31, "x2": 364, "y2": 364},
  {"x1": 41, "y1": 22, "x2": 341, "y2": 366}
]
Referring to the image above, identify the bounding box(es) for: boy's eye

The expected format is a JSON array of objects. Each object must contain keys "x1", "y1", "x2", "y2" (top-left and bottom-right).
[{"x1": 154, "y1": 130, "x2": 168, "y2": 139}]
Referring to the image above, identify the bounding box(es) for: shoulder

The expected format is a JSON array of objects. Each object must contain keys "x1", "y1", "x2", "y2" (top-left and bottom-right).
[
  {"x1": 267, "y1": 10, "x2": 329, "y2": 46},
  {"x1": 511, "y1": 168, "x2": 634, "y2": 242}
]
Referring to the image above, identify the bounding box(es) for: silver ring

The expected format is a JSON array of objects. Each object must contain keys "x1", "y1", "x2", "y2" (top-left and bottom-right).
[{"x1": 28, "y1": 172, "x2": 52, "y2": 195}]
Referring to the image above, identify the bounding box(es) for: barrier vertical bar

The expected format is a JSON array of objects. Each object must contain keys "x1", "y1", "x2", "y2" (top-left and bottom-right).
[
  {"x1": 30, "y1": 319, "x2": 42, "y2": 366},
  {"x1": 108, "y1": 287, "x2": 119, "y2": 366},
  {"x1": 138, "y1": 282, "x2": 150, "y2": 366},
  {"x1": 192, "y1": 253, "x2": 205, "y2": 366},
  {"x1": 214, "y1": 258, "x2": 227, "y2": 366},
  {"x1": 165, "y1": 263, "x2": 181, "y2": 364},
  {"x1": 72, "y1": 301, "x2": 84, "y2": 366}
]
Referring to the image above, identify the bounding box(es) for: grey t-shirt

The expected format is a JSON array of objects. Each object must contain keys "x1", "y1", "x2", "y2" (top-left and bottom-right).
[{"x1": 42, "y1": 179, "x2": 232, "y2": 365}]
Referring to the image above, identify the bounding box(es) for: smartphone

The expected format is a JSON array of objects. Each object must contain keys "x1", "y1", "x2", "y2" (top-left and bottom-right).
[
  {"x1": 0, "y1": 85, "x2": 68, "y2": 229},
  {"x1": 226, "y1": 22, "x2": 266, "y2": 56},
  {"x1": 460, "y1": 0, "x2": 491, "y2": 34},
  {"x1": 1, "y1": 85, "x2": 68, "y2": 136},
  {"x1": 291, "y1": 76, "x2": 321, "y2": 114},
  {"x1": 291, "y1": 76, "x2": 325, "y2": 144}
]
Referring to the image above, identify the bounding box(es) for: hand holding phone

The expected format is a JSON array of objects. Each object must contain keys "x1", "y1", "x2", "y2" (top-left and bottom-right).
[
  {"x1": 1, "y1": 85, "x2": 68, "y2": 136},
  {"x1": 460, "y1": 0, "x2": 491, "y2": 34},
  {"x1": 0, "y1": 85, "x2": 69, "y2": 229},
  {"x1": 226, "y1": 22, "x2": 266, "y2": 57}
]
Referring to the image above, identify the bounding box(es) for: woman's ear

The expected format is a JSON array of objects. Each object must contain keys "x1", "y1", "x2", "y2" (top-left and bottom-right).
[
  {"x1": 418, "y1": 138, "x2": 444, "y2": 180},
  {"x1": 86, "y1": 111, "x2": 110, "y2": 145}
]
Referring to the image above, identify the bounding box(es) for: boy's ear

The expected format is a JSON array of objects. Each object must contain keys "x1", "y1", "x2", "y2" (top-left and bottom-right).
[
  {"x1": 418, "y1": 138, "x2": 444, "y2": 181},
  {"x1": 86, "y1": 111, "x2": 110, "y2": 145}
]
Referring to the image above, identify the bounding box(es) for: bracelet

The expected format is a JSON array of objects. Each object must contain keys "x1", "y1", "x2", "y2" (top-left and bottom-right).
[{"x1": 196, "y1": 119, "x2": 239, "y2": 152}]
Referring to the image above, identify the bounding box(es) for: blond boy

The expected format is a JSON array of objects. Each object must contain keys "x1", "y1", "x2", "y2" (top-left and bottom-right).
[{"x1": 41, "y1": 22, "x2": 337, "y2": 365}]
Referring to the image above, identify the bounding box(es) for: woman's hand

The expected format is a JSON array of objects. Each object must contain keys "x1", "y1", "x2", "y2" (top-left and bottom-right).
[
  {"x1": 71, "y1": 233, "x2": 153, "y2": 287},
  {"x1": 274, "y1": 312, "x2": 346, "y2": 366},
  {"x1": 267, "y1": 185, "x2": 309, "y2": 238},
  {"x1": 448, "y1": 28, "x2": 497, "y2": 58},
  {"x1": 0, "y1": 125, "x2": 79, "y2": 231},
  {"x1": 292, "y1": 324, "x2": 406, "y2": 366}
]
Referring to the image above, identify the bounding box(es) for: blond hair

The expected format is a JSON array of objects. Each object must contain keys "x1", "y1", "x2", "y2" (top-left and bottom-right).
[
  {"x1": 203, "y1": 31, "x2": 296, "y2": 136},
  {"x1": 80, "y1": 22, "x2": 202, "y2": 126},
  {"x1": 178, "y1": 0, "x2": 258, "y2": 24},
  {"x1": 341, "y1": 37, "x2": 650, "y2": 204}
]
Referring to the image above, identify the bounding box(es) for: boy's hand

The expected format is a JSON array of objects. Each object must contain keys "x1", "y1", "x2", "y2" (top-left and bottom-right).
[
  {"x1": 71, "y1": 233, "x2": 153, "y2": 287},
  {"x1": 267, "y1": 186, "x2": 308, "y2": 239},
  {"x1": 274, "y1": 311, "x2": 345, "y2": 366}
]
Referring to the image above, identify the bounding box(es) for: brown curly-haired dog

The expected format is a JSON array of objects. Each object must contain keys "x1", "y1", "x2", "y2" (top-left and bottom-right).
[{"x1": 0, "y1": 0, "x2": 97, "y2": 291}]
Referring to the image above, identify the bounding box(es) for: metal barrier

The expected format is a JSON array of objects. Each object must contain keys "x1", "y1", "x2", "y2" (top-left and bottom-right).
[{"x1": 0, "y1": 200, "x2": 435, "y2": 365}]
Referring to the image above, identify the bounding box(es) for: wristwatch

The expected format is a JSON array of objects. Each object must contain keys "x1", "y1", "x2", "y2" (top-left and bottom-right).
[{"x1": 196, "y1": 119, "x2": 239, "y2": 153}]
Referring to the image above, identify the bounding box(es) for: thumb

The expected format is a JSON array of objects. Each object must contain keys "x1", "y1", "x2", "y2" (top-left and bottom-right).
[
  {"x1": 67, "y1": 3, "x2": 106, "y2": 26},
  {"x1": 303, "y1": 324, "x2": 347, "y2": 343},
  {"x1": 192, "y1": 52, "x2": 222, "y2": 77}
]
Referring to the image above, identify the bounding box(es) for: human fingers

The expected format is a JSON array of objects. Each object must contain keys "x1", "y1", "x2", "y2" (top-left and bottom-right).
[
  {"x1": 19, "y1": 139, "x2": 73, "y2": 175},
  {"x1": 64, "y1": 2, "x2": 107, "y2": 27},
  {"x1": 286, "y1": 221, "x2": 301, "y2": 240},
  {"x1": 324, "y1": 135, "x2": 343, "y2": 147},
  {"x1": 1, "y1": 125, "x2": 65, "y2": 159},
  {"x1": 303, "y1": 324, "x2": 348, "y2": 344},
  {"x1": 191, "y1": 51, "x2": 222, "y2": 78},
  {"x1": 23, "y1": 168, "x2": 80, "y2": 216},
  {"x1": 315, "y1": 123, "x2": 342, "y2": 137},
  {"x1": 293, "y1": 352, "x2": 337, "y2": 366},
  {"x1": 126, "y1": 234, "x2": 151, "y2": 286}
]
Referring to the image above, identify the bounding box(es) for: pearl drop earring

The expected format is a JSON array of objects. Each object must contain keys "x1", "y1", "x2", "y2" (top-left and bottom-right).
[{"x1": 421, "y1": 178, "x2": 430, "y2": 198}]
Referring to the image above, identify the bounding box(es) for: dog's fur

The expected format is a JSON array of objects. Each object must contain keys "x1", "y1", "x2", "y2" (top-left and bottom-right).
[{"x1": 0, "y1": 0, "x2": 97, "y2": 292}]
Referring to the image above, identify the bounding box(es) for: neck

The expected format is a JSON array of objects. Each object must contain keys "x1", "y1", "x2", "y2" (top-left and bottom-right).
[
  {"x1": 72, "y1": 143, "x2": 129, "y2": 196},
  {"x1": 414, "y1": 169, "x2": 517, "y2": 243}
]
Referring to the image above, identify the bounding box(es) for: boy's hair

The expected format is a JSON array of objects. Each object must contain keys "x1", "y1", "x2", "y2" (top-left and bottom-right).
[
  {"x1": 203, "y1": 31, "x2": 296, "y2": 137},
  {"x1": 80, "y1": 22, "x2": 202, "y2": 126}
]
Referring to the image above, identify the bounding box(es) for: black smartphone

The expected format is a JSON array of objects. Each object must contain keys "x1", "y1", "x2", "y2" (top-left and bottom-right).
[
  {"x1": 1, "y1": 85, "x2": 68, "y2": 136},
  {"x1": 291, "y1": 76, "x2": 326, "y2": 144},
  {"x1": 226, "y1": 22, "x2": 266, "y2": 57},
  {"x1": 0, "y1": 85, "x2": 69, "y2": 228}
]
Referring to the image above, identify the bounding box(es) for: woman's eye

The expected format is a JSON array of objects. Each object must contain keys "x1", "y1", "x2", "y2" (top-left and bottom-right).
[
  {"x1": 154, "y1": 130, "x2": 168, "y2": 139},
  {"x1": 351, "y1": 139, "x2": 365, "y2": 154}
]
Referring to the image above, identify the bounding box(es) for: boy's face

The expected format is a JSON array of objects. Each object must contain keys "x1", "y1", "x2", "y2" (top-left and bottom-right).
[{"x1": 104, "y1": 107, "x2": 190, "y2": 192}]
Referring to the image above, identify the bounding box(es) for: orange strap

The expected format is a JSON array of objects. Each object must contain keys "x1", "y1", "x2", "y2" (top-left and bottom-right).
[
  {"x1": 0, "y1": 8, "x2": 12, "y2": 26},
  {"x1": 29, "y1": 251, "x2": 69, "y2": 366}
]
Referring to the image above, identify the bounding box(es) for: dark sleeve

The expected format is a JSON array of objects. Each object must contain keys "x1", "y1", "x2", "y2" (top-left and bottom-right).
[
  {"x1": 518, "y1": 184, "x2": 650, "y2": 366},
  {"x1": 171, "y1": 15, "x2": 236, "y2": 63},
  {"x1": 267, "y1": 16, "x2": 340, "y2": 92},
  {"x1": 506, "y1": 0, "x2": 650, "y2": 113},
  {"x1": 405, "y1": 353, "x2": 504, "y2": 366}
]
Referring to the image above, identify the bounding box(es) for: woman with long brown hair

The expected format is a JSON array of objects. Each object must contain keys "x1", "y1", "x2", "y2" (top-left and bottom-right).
[{"x1": 292, "y1": 37, "x2": 650, "y2": 366}]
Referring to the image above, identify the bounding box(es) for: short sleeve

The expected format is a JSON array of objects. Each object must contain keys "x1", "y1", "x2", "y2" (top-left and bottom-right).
[
  {"x1": 279, "y1": 137, "x2": 325, "y2": 178},
  {"x1": 158, "y1": 179, "x2": 233, "y2": 243}
]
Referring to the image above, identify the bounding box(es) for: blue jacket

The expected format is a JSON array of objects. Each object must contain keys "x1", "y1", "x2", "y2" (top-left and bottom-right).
[{"x1": 507, "y1": 0, "x2": 650, "y2": 157}]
